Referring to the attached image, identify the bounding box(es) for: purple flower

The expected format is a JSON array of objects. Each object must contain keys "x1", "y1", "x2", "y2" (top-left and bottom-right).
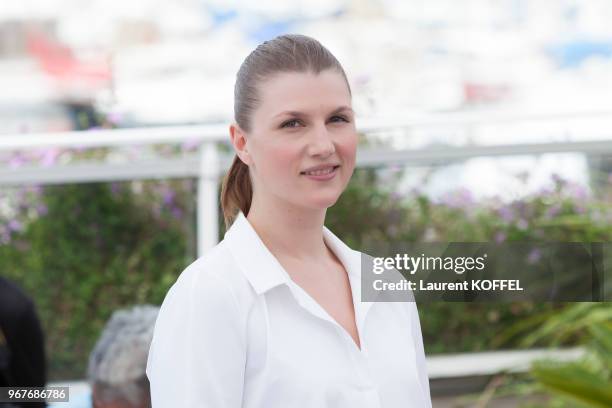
[
  {"x1": 494, "y1": 231, "x2": 506, "y2": 243},
  {"x1": 551, "y1": 173, "x2": 565, "y2": 186},
  {"x1": 409, "y1": 187, "x2": 423, "y2": 197},
  {"x1": 511, "y1": 200, "x2": 528, "y2": 216},
  {"x1": 8, "y1": 220, "x2": 23, "y2": 233},
  {"x1": 163, "y1": 189, "x2": 175, "y2": 206},
  {"x1": 457, "y1": 188, "x2": 474, "y2": 205},
  {"x1": 567, "y1": 183, "x2": 588, "y2": 201},
  {"x1": 536, "y1": 186, "x2": 555, "y2": 198},
  {"x1": 36, "y1": 204, "x2": 48, "y2": 216},
  {"x1": 497, "y1": 206, "x2": 514, "y2": 223},
  {"x1": 440, "y1": 188, "x2": 474, "y2": 209},
  {"x1": 28, "y1": 184, "x2": 42, "y2": 195},
  {"x1": 9, "y1": 154, "x2": 28, "y2": 169},
  {"x1": 110, "y1": 183, "x2": 122, "y2": 197},
  {"x1": 106, "y1": 111, "x2": 123, "y2": 124},
  {"x1": 390, "y1": 191, "x2": 403, "y2": 201},
  {"x1": 181, "y1": 138, "x2": 201, "y2": 152},
  {"x1": 388, "y1": 164, "x2": 403, "y2": 174},
  {"x1": 15, "y1": 188, "x2": 27, "y2": 203},
  {"x1": 545, "y1": 204, "x2": 561, "y2": 219},
  {"x1": 40, "y1": 148, "x2": 62, "y2": 167},
  {"x1": 516, "y1": 218, "x2": 528, "y2": 230},
  {"x1": 527, "y1": 248, "x2": 541, "y2": 264},
  {"x1": 574, "y1": 204, "x2": 586, "y2": 214},
  {"x1": 171, "y1": 207, "x2": 183, "y2": 220}
]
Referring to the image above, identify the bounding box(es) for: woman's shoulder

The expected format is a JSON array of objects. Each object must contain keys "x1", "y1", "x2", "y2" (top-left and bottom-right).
[{"x1": 162, "y1": 239, "x2": 256, "y2": 314}]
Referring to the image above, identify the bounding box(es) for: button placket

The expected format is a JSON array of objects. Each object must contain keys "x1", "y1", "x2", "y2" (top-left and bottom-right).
[
  {"x1": 284, "y1": 271, "x2": 379, "y2": 388},
  {"x1": 335, "y1": 326, "x2": 374, "y2": 387}
]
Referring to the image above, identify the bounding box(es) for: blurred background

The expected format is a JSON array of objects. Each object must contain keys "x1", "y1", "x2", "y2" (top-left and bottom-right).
[{"x1": 0, "y1": 0, "x2": 611, "y2": 407}]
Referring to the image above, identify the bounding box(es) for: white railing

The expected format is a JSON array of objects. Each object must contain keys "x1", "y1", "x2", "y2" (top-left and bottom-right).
[{"x1": 1, "y1": 110, "x2": 611, "y2": 256}]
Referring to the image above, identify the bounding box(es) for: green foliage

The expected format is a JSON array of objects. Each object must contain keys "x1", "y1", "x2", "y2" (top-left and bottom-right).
[
  {"x1": 496, "y1": 303, "x2": 612, "y2": 348},
  {"x1": 520, "y1": 321, "x2": 612, "y2": 408},
  {"x1": 329, "y1": 169, "x2": 612, "y2": 356},
  {"x1": 0, "y1": 180, "x2": 193, "y2": 379},
  {"x1": 0, "y1": 164, "x2": 610, "y2": 381},
  {"x1": 478, "y1": 306, "x2": 612, "y2": 407}
]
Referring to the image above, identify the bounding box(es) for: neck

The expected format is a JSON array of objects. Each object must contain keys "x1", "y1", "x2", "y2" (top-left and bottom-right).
[{"x1": 246, "y1": 195, "x2": 329, "y2": 262}]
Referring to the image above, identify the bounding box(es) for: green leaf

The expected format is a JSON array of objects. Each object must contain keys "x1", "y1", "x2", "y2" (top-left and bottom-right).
[{"x1": 531, "y1": 362, "x2": 612, "y2": 408}]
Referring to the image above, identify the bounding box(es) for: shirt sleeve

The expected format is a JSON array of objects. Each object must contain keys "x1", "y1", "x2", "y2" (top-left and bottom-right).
[
  {"x1": 410, "y1": 302, "x2": 432, "y2": 408},
  {"x1": 146, "y1": 268, "x2": 246, "y2": 407}
]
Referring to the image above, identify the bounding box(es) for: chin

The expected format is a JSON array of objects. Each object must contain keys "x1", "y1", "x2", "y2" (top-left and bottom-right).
[{"x1": 303, "y1": 194, "x2": 341, "y2": 210}]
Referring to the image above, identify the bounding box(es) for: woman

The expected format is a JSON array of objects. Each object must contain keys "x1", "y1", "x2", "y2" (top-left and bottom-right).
[{"x1": 147, "y1": 34, "x2": 432, "y2": 408}]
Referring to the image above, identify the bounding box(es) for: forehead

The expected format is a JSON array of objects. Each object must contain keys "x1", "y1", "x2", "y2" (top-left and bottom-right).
[{"x1": 255, "y1": 70, "x2": 351, "y2": 118}]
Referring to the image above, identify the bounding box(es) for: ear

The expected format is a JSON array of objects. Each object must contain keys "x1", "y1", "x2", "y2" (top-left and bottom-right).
[{"x1": 229, "y1": 123, "x2": 251, "y2": 166}]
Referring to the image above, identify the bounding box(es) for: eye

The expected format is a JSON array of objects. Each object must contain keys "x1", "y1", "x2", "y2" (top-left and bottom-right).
[
  {"x1": 281, "y1": 119, "x2": 302, "y2": 128},
  {"x1": 330, "y1": 115, "x2": 349, "y2": 123}
]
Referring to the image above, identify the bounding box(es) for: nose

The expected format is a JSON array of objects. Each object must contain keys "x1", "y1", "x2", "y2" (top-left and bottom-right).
[{"x1": 307, "y1": 123, "x2": 335, "y2": 157}]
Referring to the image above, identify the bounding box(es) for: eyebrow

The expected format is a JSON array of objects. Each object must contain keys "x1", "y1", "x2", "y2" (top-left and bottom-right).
[{"x1": 273, "y1": 106, "x2": 354, "y2": 119}]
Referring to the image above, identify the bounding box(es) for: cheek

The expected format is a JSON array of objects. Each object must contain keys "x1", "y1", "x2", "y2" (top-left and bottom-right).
[
  {"x1": 259, "y1": 143, "x2": 300, "y2": 176},
  {"x1": 338, "y1": 131, "x2": 358, "y2": 167}
]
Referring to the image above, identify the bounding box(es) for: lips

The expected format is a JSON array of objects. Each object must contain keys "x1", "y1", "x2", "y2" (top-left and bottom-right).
[{"x1": 300, "y1": 165, "x2": 340, "y2": 176}]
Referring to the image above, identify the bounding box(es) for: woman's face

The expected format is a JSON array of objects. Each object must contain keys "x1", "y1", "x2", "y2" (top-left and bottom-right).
[{"x1": 235, "y1": 69, "x2": 357, "y2": 212}]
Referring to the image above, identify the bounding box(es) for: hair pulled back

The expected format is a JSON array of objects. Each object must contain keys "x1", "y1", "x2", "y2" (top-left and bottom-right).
[{"x1": 220, "y1": 34, "x2": 351, "y2": 228}]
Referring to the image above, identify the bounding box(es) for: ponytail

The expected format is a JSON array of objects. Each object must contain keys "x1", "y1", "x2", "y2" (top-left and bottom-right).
[{"x1": 220, "y1": 155, "x2": 252, "y2": 229}]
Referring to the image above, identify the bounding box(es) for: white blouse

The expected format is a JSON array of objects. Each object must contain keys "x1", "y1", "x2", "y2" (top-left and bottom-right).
[{"x1": 146, "y1": 211, "x2": 432, "y2": 408}]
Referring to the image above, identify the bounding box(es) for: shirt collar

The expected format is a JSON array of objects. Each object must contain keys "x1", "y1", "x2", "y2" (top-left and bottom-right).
[{"x1": 224, "y1": 210, "x2": 361, "y2": 295}]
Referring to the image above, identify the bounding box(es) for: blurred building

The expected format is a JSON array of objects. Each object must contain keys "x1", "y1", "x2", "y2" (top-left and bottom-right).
[{"x1": 1, "y1": 0, "x2": 611, "y2": 200}]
